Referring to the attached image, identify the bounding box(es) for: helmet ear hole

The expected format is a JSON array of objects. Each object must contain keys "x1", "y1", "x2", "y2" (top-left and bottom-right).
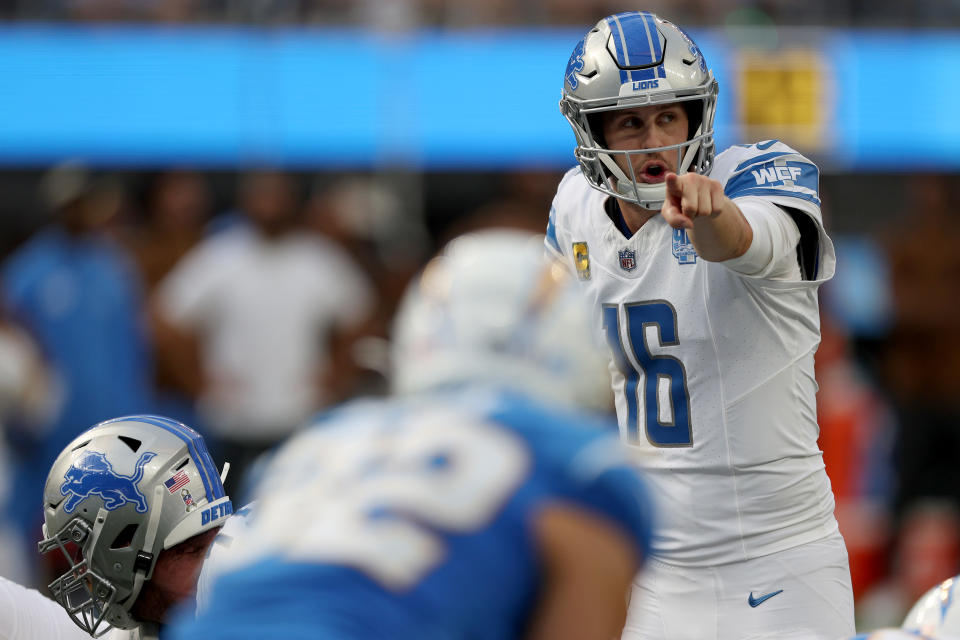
[
  {"x1": 118, "y1": 436, "x2": 141, "y2": 452},
  {"x1": 586, "y1": 113, "x2": 607, "y2": 148},
  {"x1": 110, "y1": 523, "x2": 139, "y2": 549},
  {"x1": 683, "y1": 99, "x2": 703, "y2": 140}
]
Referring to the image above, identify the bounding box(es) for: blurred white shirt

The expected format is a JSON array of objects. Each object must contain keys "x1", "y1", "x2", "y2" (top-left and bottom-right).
[{"x1": 157, "y1": 225, "x2": 373, "y2": 442}]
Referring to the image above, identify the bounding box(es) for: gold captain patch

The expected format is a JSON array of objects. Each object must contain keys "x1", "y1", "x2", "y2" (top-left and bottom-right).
[{"x1": 572, "y1": 242, "x2": 590, "y2": 281}]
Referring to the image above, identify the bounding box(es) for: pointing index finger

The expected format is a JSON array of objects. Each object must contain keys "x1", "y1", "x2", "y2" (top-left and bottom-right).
[{"x1": 665, "y1": 172, "x2": 682, "y2": 199}]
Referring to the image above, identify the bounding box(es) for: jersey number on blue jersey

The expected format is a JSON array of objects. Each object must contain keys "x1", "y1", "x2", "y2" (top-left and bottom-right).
[
  {"x1": 247, "y1": 410, "x2": 530, "y2": 590},
  {"x1": 602, "y1": 302, "x2": 692, "y2": 447}
]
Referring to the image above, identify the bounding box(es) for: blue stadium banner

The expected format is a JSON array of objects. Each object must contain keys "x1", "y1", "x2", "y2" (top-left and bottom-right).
[{"x1": 0, "y1": 25, "x2": 956, "y2": 170}]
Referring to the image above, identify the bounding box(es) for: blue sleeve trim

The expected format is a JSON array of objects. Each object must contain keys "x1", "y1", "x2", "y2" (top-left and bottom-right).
[
  {"x1": 733, "y1": 151, "x2": 794, "y2": 173},
  {"x1": 545, "y1": 206, "x2": 561, "y2": 253},
  {"x1": 733, "y1": 149, "x2": 802, "y2": 173},
  {"x1": 724, "y1": 158, "x2": 820, "y2": 206},
  {"x1": 727, "y1": 186, "x2": 821, "y2": 207}
]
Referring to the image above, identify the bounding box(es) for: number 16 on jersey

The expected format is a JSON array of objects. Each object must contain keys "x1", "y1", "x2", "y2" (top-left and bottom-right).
[{"x1": 602, "y1": 302, "x2": 693, "y2": 447}]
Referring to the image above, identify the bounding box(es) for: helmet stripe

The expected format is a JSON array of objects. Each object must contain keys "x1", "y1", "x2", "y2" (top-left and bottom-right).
[
  {"x1": 640, "y1": 13, "x2": 661, "y2": 64},
  {"x1": 608, "y1": 12, "x2": 664, "y2": 84},
  {"x1": 156, "y1": 416, "x2": 225, "y2": 501},
  {"x1": 640, "y1": 12, "x2": 667, "y2": 79},
  {"x1": 131, "y1": 415, "x2": 224, "y2": 502},
  {"x1": 605, "y1": 14, "x2": 629, "y2": 85}
]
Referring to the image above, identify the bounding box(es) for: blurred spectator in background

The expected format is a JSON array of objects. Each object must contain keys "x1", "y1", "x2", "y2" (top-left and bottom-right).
[
  {"x1": 856, "y1": 500, "x2": 960, "y2": 630},
  {"x1": 879, "y1": 175, "x2": 960, "y2": 516},
  {"x1": 59, "y1": 0, "x2": 199, "y2": 22},
  {"x1": 151, "y1": 169, "x2": 374, "y2": 499},
  {"x1": 0, "y1": 162, "x2": 154, "y2": 562},
  {"x1": 440, "y1": 170, "x2": 561, "y2": 243},
  {"x1": 305, "y1": 174, "x2": 429, "y2": 393},
  {"x1": 126, "y1": 170, "x2": 212, "y2": 292},
  {"x1": 8, "y1": 0, "x2": 960, "y2": 26},
  {"x1": 816, "y1": 312, "x2": 897, "y2": 603},
  {"x1": 0, "y1": 299, "x2": 56, "y2": 583},
  {"x1": 124, "y1": 169, "x2": 212, "y2": 425}
]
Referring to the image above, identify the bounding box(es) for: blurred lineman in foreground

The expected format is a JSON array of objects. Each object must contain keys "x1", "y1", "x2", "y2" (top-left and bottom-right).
[
  {"x1": 170, "y1": 229, "x2": 655, "y2": 640},
  {"x1": 547, "y1": 10, "x2": 852, "y2": 639}
]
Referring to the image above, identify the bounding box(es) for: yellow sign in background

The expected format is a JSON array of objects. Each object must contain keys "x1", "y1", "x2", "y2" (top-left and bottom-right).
[{"x1": 736, "y1": 49, "x2": 829, "y2": 151}]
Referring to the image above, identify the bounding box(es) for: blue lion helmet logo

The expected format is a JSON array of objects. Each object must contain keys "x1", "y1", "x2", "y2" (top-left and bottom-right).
[
  {"x1": 565, "y1": 38, "x2": 586, "y2": 90},
  {"x1": 60, "y1": 450, "x2": 157, "y2": 514}
]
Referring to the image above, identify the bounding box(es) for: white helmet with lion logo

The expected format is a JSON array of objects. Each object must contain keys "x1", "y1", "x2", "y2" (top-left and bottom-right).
[{"x1": 38, "y1": 415, "x2": 231, "y2": 636}]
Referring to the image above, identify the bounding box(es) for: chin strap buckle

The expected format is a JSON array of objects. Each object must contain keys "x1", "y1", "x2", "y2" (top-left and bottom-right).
[{"x1": 133, "y1": 550, "x2": 154, "y2": 574}]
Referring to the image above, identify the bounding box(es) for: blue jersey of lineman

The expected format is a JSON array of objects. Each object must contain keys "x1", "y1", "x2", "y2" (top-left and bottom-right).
[{"x1": 171, "y1": 386, "x2": 654, "y2": 640}]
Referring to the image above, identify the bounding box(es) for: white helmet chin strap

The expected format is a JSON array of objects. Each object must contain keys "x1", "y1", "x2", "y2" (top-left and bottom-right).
[
  {"x1": 127, "y1": 485, "x2": 166, "y2": 612},
  {"x1": 597, "y1": 123, "x2": 704, "y2": 211}
]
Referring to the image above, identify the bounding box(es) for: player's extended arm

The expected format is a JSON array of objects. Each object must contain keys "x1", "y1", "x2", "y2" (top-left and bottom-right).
[
  {"x1": 0, "y1": 575, "x2": 93, "y2": 640},
  {"x1": 661, "y1": 172, "x2": 752, "y2": 262},
  {"x1": 525, "y1": 503, "x2": 641, "y2": 640}
]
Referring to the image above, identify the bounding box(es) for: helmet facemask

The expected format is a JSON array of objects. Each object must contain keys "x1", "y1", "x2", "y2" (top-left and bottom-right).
[
  {"x1": 39, "y1": 477, "x2": 172, "y2": 635},
  {"x1": 39, "y1": 516, "x2": 135, "y2": 637},
  {"x1": 559, "y1": 12, "x2": 719, "y2": 210},
  {"x1": 561, "y1": 86, "x2": 718, "y2": 210}
]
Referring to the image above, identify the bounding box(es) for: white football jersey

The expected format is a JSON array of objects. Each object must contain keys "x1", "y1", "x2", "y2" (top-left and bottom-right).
[
  {"x1": 195, "y1": 503, "x2": 256, "y2": 613},
  {"x1": 546, "y1": 140, "x2": 839, "y2": 566},
  {"x1": 0, "y1": 506, "x2": 253, "y2": 640}
]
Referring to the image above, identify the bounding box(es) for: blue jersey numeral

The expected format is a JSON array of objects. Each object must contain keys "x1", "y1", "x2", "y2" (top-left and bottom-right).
[{"x1": 602, "y1": 302, "x2": 692, "y2": 447}]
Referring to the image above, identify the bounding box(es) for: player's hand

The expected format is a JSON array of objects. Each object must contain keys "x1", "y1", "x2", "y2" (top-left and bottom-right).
[{"x1": 660, "y1": 172, "x2": 728, "y2": 230}]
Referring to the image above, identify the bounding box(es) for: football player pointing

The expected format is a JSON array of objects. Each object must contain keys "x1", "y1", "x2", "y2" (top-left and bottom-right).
[
  {"x1": 548, "y1": 11, "x2": 854, "y2": 640},
  {"x1": 597, "y1": 100, "x2": 754, "y2": 260}
]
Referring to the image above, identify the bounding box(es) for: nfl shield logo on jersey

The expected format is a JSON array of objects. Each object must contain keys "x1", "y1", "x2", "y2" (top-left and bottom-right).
[
  {"x1": 672, "y1": 229, "x2": 698, "y2": 265},
  {"x1": 618, "y1": 249, "x2": 637, "y2": 272}
]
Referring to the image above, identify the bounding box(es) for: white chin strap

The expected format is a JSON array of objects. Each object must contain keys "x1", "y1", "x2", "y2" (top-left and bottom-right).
[
  {"x1": 598, "y1": 125, "x2": 704, "y2": 210},
  {"x1": 128, "y1": 485, "x2": 166, "y2": 609}
]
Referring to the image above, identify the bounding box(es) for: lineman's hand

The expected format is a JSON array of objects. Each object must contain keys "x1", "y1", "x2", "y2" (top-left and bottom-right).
[{"x1": 660, "y1": 172, "x2": 729, "y2": 230}]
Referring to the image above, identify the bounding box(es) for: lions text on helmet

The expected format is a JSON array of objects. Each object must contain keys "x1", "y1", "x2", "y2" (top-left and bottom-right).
[{"x1": 561, "y1": 12, "x2": 717, "y2": 211}]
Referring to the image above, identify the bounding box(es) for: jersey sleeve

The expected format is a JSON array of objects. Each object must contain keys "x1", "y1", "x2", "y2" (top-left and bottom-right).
[
  {"x1": 307, "y1": 238, "x2": 374, "y2": 332},
  {"x1": 560, "y1": 435, "x2": 655, "y2": 562},
  {"x1": 722, "y1": 197, "x2": 801, "y2": 280},
  {"x1": 544, "y1": 203, "x2": 563, "y2": 261},
  {"x1": 0, "y1": 575, "x2": 93, "y2": 640},
  {"x1": 489, "y1": 396, "x2": 655, "y2": 564},
  {"x1": 154, "y1": 239, "x2": 226, "y2": 331},
  {"x1": 717, "y1": 141, "x2": 835, "y2": 284},
  {"x1": 196, "y1": 503, "x2": 257, "y2": 614},
  {"x1": 543, "y1": 167, "x2": 585, "y2": 265}
]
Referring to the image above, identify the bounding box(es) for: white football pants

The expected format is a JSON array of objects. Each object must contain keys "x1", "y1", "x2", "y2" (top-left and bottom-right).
[{"x1": 622, "y1": 533, "x2": 855, "y2": 640}]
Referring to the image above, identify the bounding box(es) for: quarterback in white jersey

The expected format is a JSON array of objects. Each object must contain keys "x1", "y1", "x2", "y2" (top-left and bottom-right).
[{"x1": 548, "y1": 11, "x2": 853, "y2": 640}]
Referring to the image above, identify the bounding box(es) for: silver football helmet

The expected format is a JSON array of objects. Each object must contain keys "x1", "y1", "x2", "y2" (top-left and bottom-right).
[
  {"x1": 391, "y1": 229, "x2": 612, "y2": 412},
  {"x1": 902, "y1": 576, "x2": 960, "y2": 639},
  {"x1": 560, "y1": 11, "x2": 718, "y2": 210},
  {"x1": 38, "y1": 415, "x2": 231, "y2": 636}
]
